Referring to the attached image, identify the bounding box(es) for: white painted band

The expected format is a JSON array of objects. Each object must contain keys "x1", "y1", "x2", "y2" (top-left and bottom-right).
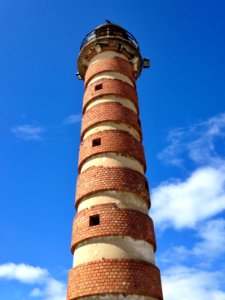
[
  {"x1": 77, "y1": 190, "x2": 148, "y2": 214},
  {"x1": 80, "y1": 152, "x2": 144, "y2": 174},
  {"x1": 85, "y1": 95, "x2": 137, "y2": 114},
  {"x1": 73, "y1": 236, "x2": 155, "y2": 267},
  {"x1": 83, "y1": 121, "x2": 141, "y2": 142},
  {"x1": 89, "y1": 51, "x2": 128, "y2": 66},
  {"x1": 88, "y1": 71, "x2": 134, "y2": 87}
]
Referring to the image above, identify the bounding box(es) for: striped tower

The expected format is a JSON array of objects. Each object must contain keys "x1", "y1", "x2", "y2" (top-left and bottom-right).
[{"x1": 67, "y1": 23, "x2": 163, "y2": 300}]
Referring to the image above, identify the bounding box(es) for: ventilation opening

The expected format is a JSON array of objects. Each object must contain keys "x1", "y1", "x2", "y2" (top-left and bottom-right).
[
  {"x1": 92, "y1": 138, "x2": 101, "y2": 147},
  {"x1": 95, "y1": 83, "x2": 102, "y2": 91},
  {"x1": 138, "y1": 118, "x2": 141, "y2": 127},
  {"x1": 145, "y1": 181, "x2": 149, "y2": 191},
  {"x1": 89, "y1": 215, "x2": 100, "y2": 226},
  {"x1": 117, "y1": 43, "x2": 122, "y2": 52}
]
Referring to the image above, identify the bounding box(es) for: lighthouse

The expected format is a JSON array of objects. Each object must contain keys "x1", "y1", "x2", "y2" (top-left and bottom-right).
[{"x1": 67, "y1": 22, "x2": 163, "y2": 300}]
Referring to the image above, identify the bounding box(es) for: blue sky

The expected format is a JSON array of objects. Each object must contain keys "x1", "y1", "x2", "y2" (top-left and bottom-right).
[{"x1": 1, "y1": 0, "x2": 225, "y2": 299}]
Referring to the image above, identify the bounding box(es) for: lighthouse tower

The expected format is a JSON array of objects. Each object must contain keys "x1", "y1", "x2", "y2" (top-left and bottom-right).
[{"x1": 67, "y1": 23, "x2": 163, "y2": 300}]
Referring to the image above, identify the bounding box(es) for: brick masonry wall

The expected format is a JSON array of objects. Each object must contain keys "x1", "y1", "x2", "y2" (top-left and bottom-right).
[
  {"x1": 67, "y1": 259, "x2": 163, "y2": 300},
  {"x1": 68, "y1": 27, "x2": 164, "y2": 300},
  {"x1": 84, "y1": 56, "x2": 136, "y2": 87},
  {"x1": 75, "y1": 166, "x2": 150, "y2": 208},
  {"x1": 78, "y1": 130, "x2": 146, "y2": 172},
  {"x1": 83, "y1": 78, "x2": 138, "y2": 113},
  {"x1": 71, "y1": 203, "x2": 156, "y2": 252},
  {"x1": 81, "y1": 102, "x2": 141, "y2": 139},
  {"x1": 79, "y1": 44, "x2": 136, "y2": 69}
]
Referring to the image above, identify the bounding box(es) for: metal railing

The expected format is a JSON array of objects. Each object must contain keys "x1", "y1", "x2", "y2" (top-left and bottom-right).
[{"x1": 80, "y1": 25, "x2": 139, "y2": 50}]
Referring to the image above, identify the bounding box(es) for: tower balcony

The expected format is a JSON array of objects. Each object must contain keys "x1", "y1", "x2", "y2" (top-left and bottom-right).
[
  {"x1": 77, "y1": 23, "x2": 143, "y2": 79},
  {"x1": 80, "y1": 23, "x2": 140, "y2": 51}
]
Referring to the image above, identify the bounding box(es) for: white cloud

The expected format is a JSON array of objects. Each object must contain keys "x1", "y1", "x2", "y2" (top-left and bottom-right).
[
  {"x1": 30, "y1": 288, "x2": 43, "y2": 297},
  {"x1": 64, "y1": 114, "x2": 81, "y2": 125},
  {"x1": 39, "y1": 278, "x2": 66, "y2": 300},
  {"x1": 158, "y1": 113, "x2": 225, "y2": 166},
  {"x1": 153, "y1": 114, "x2": 225, "y2": 298},
  {"x1": 193, "y1": 218, "x2": 225, "y2": 259},
  {"x1": 158, "y1": 246, "x2": 191, "y2": 265},
  {"x1": 152, "y1": 113, "x2": 225, "y2": 229},
  {"x1": 12, "y1": 125, "x2": 44, "y2": 141},
  {"x1": 11, "y1": 114, "x2": 81, "y2": 141},
  {"x1": 158, "y1": 218, "x2": 225, "y2": 267},
  {"x1": 0, "y1": 263, "x2": 66, "y2": 300},
  {"x1": 158, "y1": 127, "x2": 185, "y2": 167},
  {"x1": 29, "y1": 278, "x2": 66, "y2": 300},
  {"x1": 162, "y1": 266, "x2": 225, "y2": 300},
  {"x1": 206, "y1": 113, "x2": 225, "y2": 137},
  {"x1": 151, "y1": 165, "x2": 225, "y2": 229},
  {"x1": 0, "y1": 263, "x2": 48, "y2": 284}
]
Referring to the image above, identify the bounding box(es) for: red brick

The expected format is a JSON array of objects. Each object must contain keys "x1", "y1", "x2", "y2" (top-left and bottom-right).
[
  {"x1": 75, "y1": 166, "x2": 150, "y2": 208},
  {"x1": 83, "y1": 78, "x2": 138, "y2": 113},
  {"x1": 81, "y1": 102, "x2": 141, "y2": 140},
  {"x1": 71, "y1": 203, "x2": 156, "y2": 252},
  {"x1": 67, "y1": 259, "x2": 163, "y2": 299},
  {"x1": 78, "y1": 130, "x2": 146, "y2": 172},
  {"x1": 84, "y1": 56, "x2": 136, "y2": 87}
]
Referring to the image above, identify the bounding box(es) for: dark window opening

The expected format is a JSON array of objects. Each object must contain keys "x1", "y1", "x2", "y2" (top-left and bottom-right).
[
  {"x1": 117, "y1": 43, "x2": 122, "y2": 52},
  {"x1": 138, "y1": 118, "x2": 141, "y2": 127},
  {"x1": 89, "y1": 215, "x2": 100, "y2": 226},
  {"x1": 92, "y1": 138, "x2": 101, "y2": 147},
  {"x1": 145, "y1": 181, "x2": 149, "y2": 191},
  {"x1": 95, "y1": 84, "x2": 102, "y2": 91}
]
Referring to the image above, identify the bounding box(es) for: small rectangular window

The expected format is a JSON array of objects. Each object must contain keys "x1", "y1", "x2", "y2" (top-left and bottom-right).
[
  {"x1": 145, "y1": 181, "x2": 149, "y2": 191},
  {"x1": 95, "y1": 83, "x2": 102, "y2": 91},
  {"x1": 89, "y1": 215, "x2": 100, "y2": 226},
  {"x1": 138, "y1": 118, "x2": 141, "y2": 127},
  {"x1": 92, "y1": 138, "x2": 101, "y2": 147}
]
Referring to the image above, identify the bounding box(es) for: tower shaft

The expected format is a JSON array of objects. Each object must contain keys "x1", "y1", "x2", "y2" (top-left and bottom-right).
[{"x1": 67, "y1": 23, "x2": 163, "y2": 300}]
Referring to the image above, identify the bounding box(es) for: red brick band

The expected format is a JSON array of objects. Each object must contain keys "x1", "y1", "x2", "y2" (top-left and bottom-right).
[
  {"x1": 83, "y1": 78, "x2": 138, "y2": 113},
  {"x1": 71, "y1": 204, "x2": 156, "y2": 252},
  {"x1": 84, "y1": 57, "x2": 136, "y2": 87},
  {"x1": 78, "y1": 130, "x2": 146, "y2": 172},
  {"x1": 81, "y1": 102, "x2": 141, "y2": 140},
  {"x1": 67, "y1": 259, "x2": 163, "y2": 300},
  {"x1": 75, "y1": 166, "x2": 150, "y2": 207}
]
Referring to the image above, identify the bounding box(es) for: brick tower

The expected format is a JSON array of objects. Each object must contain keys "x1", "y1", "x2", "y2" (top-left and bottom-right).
[{"x1": 67, "y1": 23, "x2": 163, "y2": 300}]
